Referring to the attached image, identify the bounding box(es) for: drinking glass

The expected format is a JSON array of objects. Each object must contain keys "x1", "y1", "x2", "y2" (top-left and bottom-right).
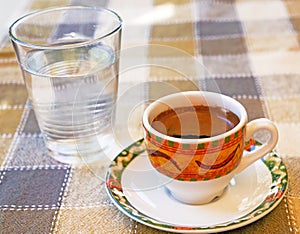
[{"x1": 9, "y1": 6, "x2": 122, "y2": 164}]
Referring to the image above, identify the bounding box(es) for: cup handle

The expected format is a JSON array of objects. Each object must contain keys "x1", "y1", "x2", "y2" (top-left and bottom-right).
[{"x1": 235, "y1": 118, "x2": 279, "y2": 174}]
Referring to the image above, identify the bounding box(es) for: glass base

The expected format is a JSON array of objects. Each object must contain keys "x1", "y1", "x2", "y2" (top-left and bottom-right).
[{"x1": 46, "y1": 134, "x2": 114, "y2": 165}]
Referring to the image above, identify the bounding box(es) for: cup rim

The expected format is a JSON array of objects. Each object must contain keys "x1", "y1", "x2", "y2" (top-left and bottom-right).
[
  {"x1": 9, "y1": 5, "x2": 123, "y2": 49},
  {"x1": 142, "y1": 91, "x2": 248, "y2": 144}
]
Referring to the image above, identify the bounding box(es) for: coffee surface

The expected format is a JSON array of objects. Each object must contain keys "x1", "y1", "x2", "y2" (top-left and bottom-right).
[{"x1": 151, "y1": 105, "x2": 240, "y2": 139}]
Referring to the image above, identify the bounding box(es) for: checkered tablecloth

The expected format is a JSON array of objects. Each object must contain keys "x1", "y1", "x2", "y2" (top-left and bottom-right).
[{"x1": 0, "y1": 0, "x2": 299, "y2": 233}]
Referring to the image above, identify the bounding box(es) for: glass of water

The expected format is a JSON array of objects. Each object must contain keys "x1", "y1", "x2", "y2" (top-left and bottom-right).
[{"x1": 9, "y1": 6, "x2": 122, "y2": 164}]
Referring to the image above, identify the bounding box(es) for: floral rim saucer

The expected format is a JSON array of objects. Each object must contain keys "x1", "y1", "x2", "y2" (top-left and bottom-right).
[{"x1": 105, "y1": 139, "x2": 288, "y2": 233}]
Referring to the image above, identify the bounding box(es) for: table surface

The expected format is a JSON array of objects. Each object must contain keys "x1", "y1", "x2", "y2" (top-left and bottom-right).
[{"x1": 0, "y1": 0, "x2": 299, "y2": 233}]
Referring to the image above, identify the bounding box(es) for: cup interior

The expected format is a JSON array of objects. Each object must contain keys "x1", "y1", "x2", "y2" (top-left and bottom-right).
[{"x1": 143, "y1": 91, "x2": 247, "y2": 143}]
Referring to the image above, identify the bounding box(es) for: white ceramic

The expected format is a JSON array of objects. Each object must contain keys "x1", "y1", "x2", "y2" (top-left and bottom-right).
[
  {"x1": 105, "y1": 139, "x2": 288, "y2": 233},
  {"x1": 142, "y1": 91, "x2": 279, "y2": 204}
]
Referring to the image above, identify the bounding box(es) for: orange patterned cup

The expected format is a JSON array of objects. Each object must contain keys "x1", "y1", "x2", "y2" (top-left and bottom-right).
[{"x1": 142, "y1": 91, "x2": 278, "y2": 204}]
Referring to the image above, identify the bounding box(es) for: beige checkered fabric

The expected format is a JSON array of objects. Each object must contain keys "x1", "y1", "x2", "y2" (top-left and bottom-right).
[{"x1": 0, "y1": 0, "x2": 299, "y2": 233}]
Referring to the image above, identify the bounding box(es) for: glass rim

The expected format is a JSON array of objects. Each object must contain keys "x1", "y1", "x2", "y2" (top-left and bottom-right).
[{"x1": 8, "y1": 5, "x2": 123, "y2": 49}]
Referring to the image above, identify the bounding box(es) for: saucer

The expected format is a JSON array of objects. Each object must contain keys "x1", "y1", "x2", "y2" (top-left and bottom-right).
[{"x1": 105, "y1": 139, "x2": 288, "y2": 233}]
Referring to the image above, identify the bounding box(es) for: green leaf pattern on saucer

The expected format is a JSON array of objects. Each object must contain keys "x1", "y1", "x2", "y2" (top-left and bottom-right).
[{"x1": 105, "y1": 139, "x2": 288, "y2": 232}]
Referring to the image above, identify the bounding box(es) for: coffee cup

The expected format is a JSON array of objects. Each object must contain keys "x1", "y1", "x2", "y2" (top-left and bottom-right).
[{"x1": 142, "y1": 91, "x2": 278, "y2": 205}]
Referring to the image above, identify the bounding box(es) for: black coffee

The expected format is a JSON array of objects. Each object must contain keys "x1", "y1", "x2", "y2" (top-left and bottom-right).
[{"x1": 151, "y1": 105, "x2": 239, "y2": 139}]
